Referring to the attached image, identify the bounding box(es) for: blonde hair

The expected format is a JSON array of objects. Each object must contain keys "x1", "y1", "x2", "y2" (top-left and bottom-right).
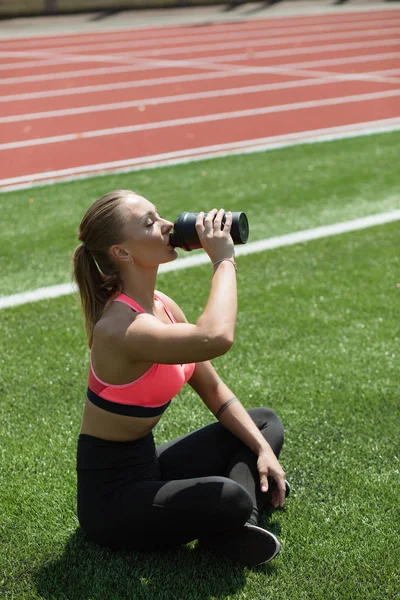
[{"x1": 73, "y1": 189, "x2": 134, "y2": 347}]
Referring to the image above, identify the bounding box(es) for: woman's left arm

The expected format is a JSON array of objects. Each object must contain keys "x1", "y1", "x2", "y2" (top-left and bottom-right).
[
  {"x1": 188, "y1": 361, "x2": 286, "y2": 507},
  {"x1": 157, "y1": 290, "x2": 286, "y2": 507},
  {"x1": 189, "y1": 361, "x2": 269, "y2": 454}
]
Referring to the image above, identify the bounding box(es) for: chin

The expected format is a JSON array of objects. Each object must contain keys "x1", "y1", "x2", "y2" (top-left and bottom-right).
[
  {"x1": 158, "y1": 248, "x2": 179, "y2": 265},
  {"x1": 167, "y1": 248, "x2": 179, "y2": 261}
]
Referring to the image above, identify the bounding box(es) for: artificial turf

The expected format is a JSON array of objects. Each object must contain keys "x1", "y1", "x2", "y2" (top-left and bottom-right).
[
  {"x1": 0, "y1": 132, "x2": 399, "y2": 599},
  {"x1": 1, "y1": 131, "x2": 400, "y2": 296}
]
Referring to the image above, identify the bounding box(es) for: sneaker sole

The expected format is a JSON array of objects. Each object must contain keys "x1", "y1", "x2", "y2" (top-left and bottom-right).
[{"x1": 199, "y1": 524, "x2": 281, "y2": 567}]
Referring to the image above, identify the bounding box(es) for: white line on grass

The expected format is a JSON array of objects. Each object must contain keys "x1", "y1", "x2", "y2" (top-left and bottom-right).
[
  {"x1": 1, "y1": 117, "x2": 399, "y2": 191},
  {"x1": 1, "y1": 209, "x2": 400, "y2": 311},
  {"x1": 2, "y1": 88, "x2": 399, "y2": 151}
]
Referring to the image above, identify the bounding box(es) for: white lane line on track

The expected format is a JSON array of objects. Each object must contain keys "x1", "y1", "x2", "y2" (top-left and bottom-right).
[
  {"x1": 216, "y1": 65, "x2": 400, "y2": 85},
  {"x1": 1, "y1": 26, "x2": 395, "y2": 69},
  {"x1": 8, "y1": 17, "x2": 400, "y2": 53},
  {"x1": 0, "y1": 70, "x2": 245, "y2": 100},
  {"x1": 0, "y1": 51, "x2": 237, "y2": 72},
  {"x1": 3, "y1": 69, "x2": 399, "y2": 124},
  {"x1": 65, "y1": 26, "x2": 400, "y2": 59},
  {"x1": 0, "y1": 77, "x2": 365, "y2": 124},
  {"x1": 1, "y1": 12, "x2": 398, "y2": 46},
  {"x1": 2, "y1": 18, "x2": 396, "y2": 57},
  {"x1": 0, "y1": 78, "x2": 329, "y2": 123},
  {"x1": 1, "y1": 117, "x2": 399, "y2": 191},
  {"x1": 0, "y1": 51, "x2": 243, "y2": 74},
  {"x1": 190, "y1": 39, "x2": 400, "y2": 69},
  {"x1": 2, "y1": 50, "x2": 400, "y2": 87},
  {"x1": 0, "y1": 51, "x2": 60, "y2": 58},
  {"x1": 368, "y1": 68, "x2": 400, "y2": 79},
  {"x1": 6, "y1": 20, "x2": 396, "y2": 57},
  {"x1": 1, "y1": 89, "x2": 399, "y2": 151},
  {"x1": 1, "y1": 37, "x2": 398, "y2": 89},
  {"x1": 2, "y1": 26, "x2": 399, "y2": 69},
  {"x1": 2, "y1": 208, "x2": 400, "y2": 310}
]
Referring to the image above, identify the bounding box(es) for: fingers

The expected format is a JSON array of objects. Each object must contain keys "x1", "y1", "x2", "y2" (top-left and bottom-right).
[
  {"x1": 260, "y1": 474, "x2": 269, "y2": 494},
  {"x1": 195, "y1": 212, "x2": 204, "y2": 228},
  {"x1": 223, "y1": 211, "x2": 233, "y2": 234},
  {"x1": 195, "y1": 209, "x2": 233, "y2": 234},
  {"x1": 195, "y1": 209, "x2": 235, "y2": 263},
  {"x1": 204, "y1": 209, "x2": 218, "y2": 235},
  {"x1": 276, "y1": 477, "x2": 287, "y2": 508},
  {"x1": 204, "y1": 209, "x2": 233, "y2": 235},
  {"x1": 213, "y1": 208, "x2": 224, "y2": 231},
  {"x1": 214, "y1": 209, "x2": 233, "y2": 235},
  {"x1": 259, "y1": 469, "x2": 286, "y2": 508}
]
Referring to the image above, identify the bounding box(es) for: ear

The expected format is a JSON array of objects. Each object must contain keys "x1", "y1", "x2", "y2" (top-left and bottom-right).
[{"x1": 109, "y1": 244, "x2": 132, "y2": 264}]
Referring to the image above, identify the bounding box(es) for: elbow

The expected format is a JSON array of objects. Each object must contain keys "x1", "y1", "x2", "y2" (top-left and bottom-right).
[
  {"x1": 196, "y1": 322, "x2": 234, "y2": 358},
  {"x1": 214, "y1": 333, "x2": 234, "y2": 355}
]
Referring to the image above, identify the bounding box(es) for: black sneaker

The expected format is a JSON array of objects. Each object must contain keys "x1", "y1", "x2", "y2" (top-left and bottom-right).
[
  {"x1": 198, "y1": 523, "x2": 280, "y2": 567},
  {"x1": 285, "y1": 480, "x2": 291, "y2": 498}
]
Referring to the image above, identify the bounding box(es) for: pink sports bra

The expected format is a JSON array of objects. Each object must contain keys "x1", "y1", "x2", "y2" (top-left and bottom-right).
[{"x1": 87, "y1": 292, "x2": 195, "y2": 417}]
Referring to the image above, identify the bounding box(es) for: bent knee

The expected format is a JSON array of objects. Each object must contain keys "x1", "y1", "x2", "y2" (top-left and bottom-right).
[
  {"x1": 248, "y1": 406, "x2": 284, "y2": 428},
  {"x1": 218, "y1": 478, "x2": 253, "y2": 524},
  {"x1": 248, "y1": 407, "x2": 284, "y2": 439}
]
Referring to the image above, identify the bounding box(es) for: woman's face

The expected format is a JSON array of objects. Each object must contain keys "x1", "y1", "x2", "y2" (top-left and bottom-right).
[{"x1": 113, "y1": 193, "x2": 178, "y2": 267}]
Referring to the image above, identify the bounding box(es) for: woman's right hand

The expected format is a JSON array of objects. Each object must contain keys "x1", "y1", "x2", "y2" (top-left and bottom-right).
[{"x1": 195, "y1": 209, "x2": 235, "y2": 264}]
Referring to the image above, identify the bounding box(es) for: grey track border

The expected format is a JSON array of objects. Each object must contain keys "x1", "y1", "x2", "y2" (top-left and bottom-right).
[
  {"x1": 1, "y1": 121, "x2": 400, "y2": 194},
  {"x1": 0, "y1": 1, "x2": 398, "y2": 39}
]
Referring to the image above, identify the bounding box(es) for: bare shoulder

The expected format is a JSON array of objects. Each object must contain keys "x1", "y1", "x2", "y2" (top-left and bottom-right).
[
  {"x1": 155, "y1": 290, "x2": 189, "y2": 324},
  {"x1": 92, "y1": 301, "x2": 137, "y2": 347}
]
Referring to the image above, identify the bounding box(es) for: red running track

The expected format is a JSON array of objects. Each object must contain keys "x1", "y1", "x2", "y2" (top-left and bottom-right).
[{"x1": 0, "y1": 8, "x2": 399, "y2": 190}]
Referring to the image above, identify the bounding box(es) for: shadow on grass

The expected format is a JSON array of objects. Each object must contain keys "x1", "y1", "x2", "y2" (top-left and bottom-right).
[{"x1": 33, "y1": 526, "x2": 280, "y2": 599}]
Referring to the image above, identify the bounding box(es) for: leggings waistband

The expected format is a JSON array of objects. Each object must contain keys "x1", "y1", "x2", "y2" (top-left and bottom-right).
[{"x1": 76, "y1": 432, "x2": 157, "y2": 472}]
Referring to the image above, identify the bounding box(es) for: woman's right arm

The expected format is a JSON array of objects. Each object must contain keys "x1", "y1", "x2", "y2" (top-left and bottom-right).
[{"x1": 122, "y1": 209, "x2": 238, "y2": 364}]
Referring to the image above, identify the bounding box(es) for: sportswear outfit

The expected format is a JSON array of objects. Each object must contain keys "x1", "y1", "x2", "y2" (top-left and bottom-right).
[{"x1": 76, "y1": 293, "x2": 285, "y2": 558}]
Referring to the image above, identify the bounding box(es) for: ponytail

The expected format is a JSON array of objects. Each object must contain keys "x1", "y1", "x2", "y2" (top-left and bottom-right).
[
  {"x1": 72, "y1": 190, "x2": 133, "y2": 347},
  {"x1": 73, "y1": 244, "x2": 122, "y2": 347}
]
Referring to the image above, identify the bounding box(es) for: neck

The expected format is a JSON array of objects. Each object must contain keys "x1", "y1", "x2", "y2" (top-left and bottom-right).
[{"x1": 120, "y1": 264, "x2": 159, "y2": 313}]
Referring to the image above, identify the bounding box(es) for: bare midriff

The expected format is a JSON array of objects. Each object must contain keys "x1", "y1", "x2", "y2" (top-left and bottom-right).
[{"x1": 80, "y1": 397, "x2": 163, "y2": 442}]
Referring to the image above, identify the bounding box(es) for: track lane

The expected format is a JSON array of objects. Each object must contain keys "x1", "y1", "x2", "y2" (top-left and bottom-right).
[
  {"x1": 1, "y1": 79, "x2": 398, "y2": 144},
  {"x1": 36, "y1": 22, "x2": 400, "y2": 57},
  {"x1": 0, "y1": 71, "x2": 307, "y2": 115},
  {"x1": 1, "y1": 93, "x2": 399, "y2": 183},
  {"x1": 4, "y1": 37, "x2": 397, "y2": 84},
  {"x1": 0, "y1": 8, "x2": 399, "y2": 189},
  {"x1": 2, "y1": 50, "x2": 399, "y2": 96},
  {"x1": 2, "y1": 43, "x2": 398, "y2": 101},
  {"x1": 38, "y1": 28, "x2": 400, "y2": 62},
  {"x1": 1, "y1": 8, "x2": 399, "y2": 49}
]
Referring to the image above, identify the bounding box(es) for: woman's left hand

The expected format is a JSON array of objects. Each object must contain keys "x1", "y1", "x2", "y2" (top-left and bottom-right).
[{"x1": 257, "y1": 448, "x2": 286, "y2": 508}]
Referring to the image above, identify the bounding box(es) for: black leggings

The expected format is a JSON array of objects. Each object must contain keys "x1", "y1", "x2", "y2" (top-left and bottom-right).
[{"x1": 76, "y1": 407, "x2": 284, "y2": 551}]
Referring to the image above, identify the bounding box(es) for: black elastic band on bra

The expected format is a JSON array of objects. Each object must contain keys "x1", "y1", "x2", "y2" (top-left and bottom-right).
[{"x1": 87, "y1": 387, "x2": 171, "y2": 417}]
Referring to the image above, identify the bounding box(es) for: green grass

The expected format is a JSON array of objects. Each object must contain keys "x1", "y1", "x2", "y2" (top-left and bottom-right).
[
  {"x1": 1, "y1": 131, "x2": 400, "y2": 296},
  {"x1": 0, "y1": 132, "x2": 400, "y2": 599}
]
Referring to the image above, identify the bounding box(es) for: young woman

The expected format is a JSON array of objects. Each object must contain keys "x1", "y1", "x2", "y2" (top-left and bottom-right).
[{"x1": 73, "y1": 189, "x2": 288, "y2": 567}]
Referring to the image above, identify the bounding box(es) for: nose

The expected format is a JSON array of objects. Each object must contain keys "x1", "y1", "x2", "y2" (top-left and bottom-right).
[{"x1": 162, "y1": 219, "x2": 173, "y2": 233}]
